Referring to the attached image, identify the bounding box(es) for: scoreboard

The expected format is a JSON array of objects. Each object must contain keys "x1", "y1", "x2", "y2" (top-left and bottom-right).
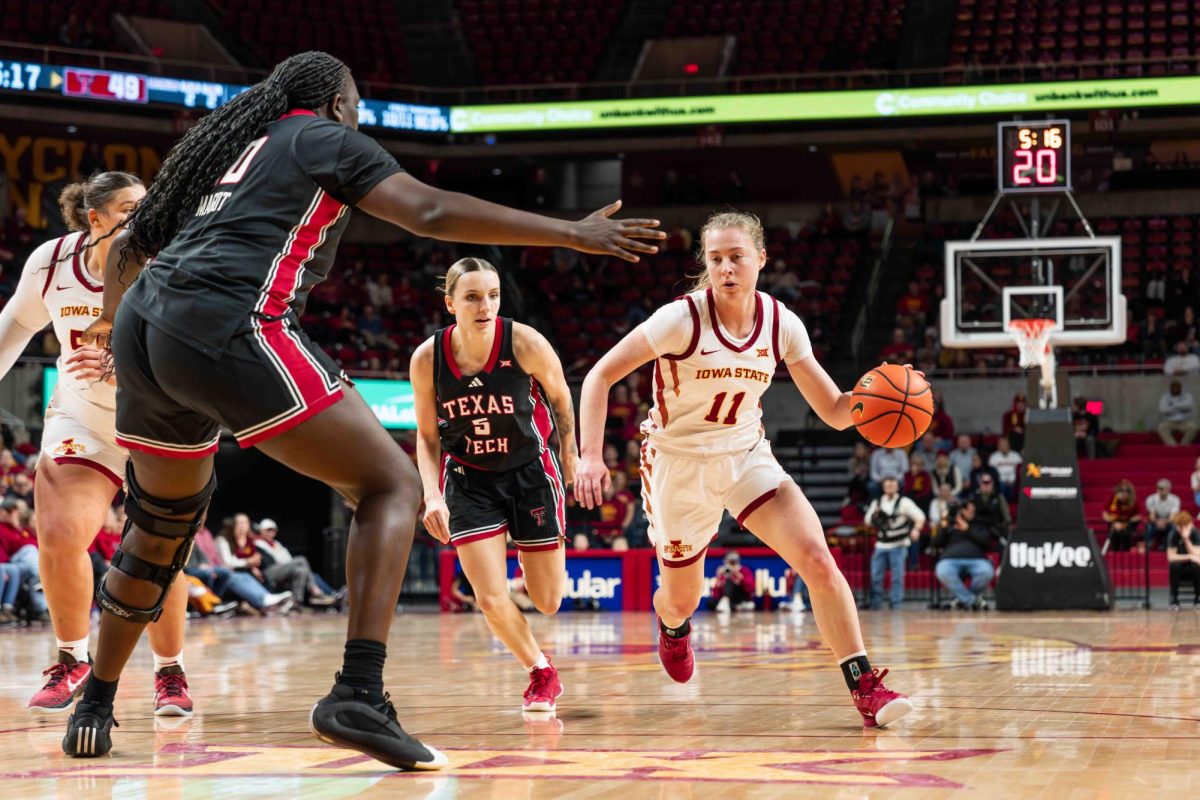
[
  {"x1": 0, "y1": 58, "x2": 450, "y2": 133},
  {"x1": 997, "y1": 119, "x2": 1071, "y2": 193}
]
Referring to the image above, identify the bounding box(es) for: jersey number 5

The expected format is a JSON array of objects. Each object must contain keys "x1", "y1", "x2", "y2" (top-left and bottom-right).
[
  {"x1": 704, "y1": 391, "x2": 746, "y2": 425},
  {"x1": 472, "y1": 418, "x2": 491, "y2": 436},
  {"x1": 219, "y1": 136, "x2": 268, "y2": 185}
]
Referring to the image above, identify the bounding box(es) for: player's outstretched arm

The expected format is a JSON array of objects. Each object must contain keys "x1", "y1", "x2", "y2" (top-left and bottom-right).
[
  {"x1": 357, "y1": 173, "x2": 665, "y2": 263},
  {"x1": 786, "y1": 356, "x2": 854, "y2": 431},
  {"x1": 410, "y1": 340, "x2": 451, "y2": 544},
  {"x1": 0, "y1": 241, "x2": 53, "y2": 379},
  {"x1": 513, "y1": 323, "x2": 578, "y2": 488},
  {"x1": 577, "y1": 326, "x2": 657, "y2": 508}
]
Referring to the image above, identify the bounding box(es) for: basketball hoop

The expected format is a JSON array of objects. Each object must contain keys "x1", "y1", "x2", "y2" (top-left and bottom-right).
[{"x1": 1008, "y1": 318, "x2": 1058, "y2": 408}]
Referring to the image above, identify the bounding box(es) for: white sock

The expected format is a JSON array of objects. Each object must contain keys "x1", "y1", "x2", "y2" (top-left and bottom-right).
[
  {"x1": 837, "y1": 649, "x2": 868, "y2": 665},
  {"x1": 57, "y1": 637, "x2": 90, "y2": 662},
  {"x1": 153, "y1": 651, "x2": 185, "y2": 673},
  {"x1": 528, "y1": 653, "x2": 550, "y2": 672}
]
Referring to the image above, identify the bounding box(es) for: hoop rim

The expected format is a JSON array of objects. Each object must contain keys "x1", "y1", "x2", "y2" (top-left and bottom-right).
[{"x1": 1007, "y1": 317, "x2": 1059, "y2": 335}]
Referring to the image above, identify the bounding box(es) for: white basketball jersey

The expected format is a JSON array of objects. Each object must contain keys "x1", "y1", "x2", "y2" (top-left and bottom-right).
[
  {"x1": 21, "y1": 233, "x2": 114, "y2": 431},
  {"x1": 640, "y1": 288, "x2": 808, "y2": 456}
]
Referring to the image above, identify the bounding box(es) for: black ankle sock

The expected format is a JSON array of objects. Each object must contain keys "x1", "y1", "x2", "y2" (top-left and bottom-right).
[
  {"x1": 840, "y1": 654, "x2": 872, "y2": 691},
  {"x1": 660, "y1": 618, "x2": 691, "y2": 638},
  {"x1": 339, "y1": 639, "x2": 386, "y2": 698},
  {"x1": 81, "y1": 674, "x2": 118, "y2": 709}
]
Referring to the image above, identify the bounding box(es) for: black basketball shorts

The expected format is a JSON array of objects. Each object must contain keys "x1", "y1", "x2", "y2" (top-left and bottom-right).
[
  {"x1": 112, "y1": 304, "x2": 344, "y2": 458},
  {"x1": 440, "y1": 451, "x2": 566, "y2": 552}
]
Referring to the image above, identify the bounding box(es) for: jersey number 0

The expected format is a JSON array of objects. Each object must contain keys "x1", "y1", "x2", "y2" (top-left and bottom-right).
[{"x1": 219, "y1": 136, "x2": 268, "y2": 185}]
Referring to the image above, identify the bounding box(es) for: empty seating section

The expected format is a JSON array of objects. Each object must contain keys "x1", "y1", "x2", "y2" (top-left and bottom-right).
[
  {"x1": 457, "y1": 0, "x2": 625, "y2": 85},
  {"x1": 207, "y1": 0, "x2": 407, "y2": 80},
  {"x1": 950, "y1": 0, "x2": 1200, "y2": 79},
  {"x1": 1, "y1": 0, "x2": 172, "y2": 53},
  {"x1": 661, "y1": 0, "x2": 906, "y2": 76}
]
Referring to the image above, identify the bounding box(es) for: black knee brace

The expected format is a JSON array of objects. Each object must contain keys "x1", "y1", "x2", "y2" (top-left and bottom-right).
[{"x1": 96, "y1": 463, "x2": 217, "y2": 624}]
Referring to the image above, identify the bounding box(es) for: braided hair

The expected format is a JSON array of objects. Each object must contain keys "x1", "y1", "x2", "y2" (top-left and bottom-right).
[{"x1": 123, "y1": 51, "x2": 350, "y2": 260}]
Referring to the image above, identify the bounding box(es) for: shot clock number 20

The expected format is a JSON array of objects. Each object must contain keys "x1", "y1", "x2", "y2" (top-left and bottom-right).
[{"x1": 997, "y1": 120, "x2": 1071, "y2": 193}]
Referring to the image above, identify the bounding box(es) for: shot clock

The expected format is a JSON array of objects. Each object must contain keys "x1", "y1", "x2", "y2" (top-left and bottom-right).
[{"x1": 997, "y1": 120, "x2": 1071, "y2": 193}]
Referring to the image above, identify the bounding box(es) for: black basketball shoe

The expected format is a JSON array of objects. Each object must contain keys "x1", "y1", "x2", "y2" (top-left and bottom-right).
[
  {"x1": 309, "y1": 679, "x2": 447, "y2": 771},
  {"x1": 62, "y1": 700, "x2": 118, "y2": 757}
]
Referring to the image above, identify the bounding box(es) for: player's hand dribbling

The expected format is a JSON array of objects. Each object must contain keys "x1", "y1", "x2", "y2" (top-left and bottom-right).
[
  {"x1": 423, "y1": 496, "x2": 451, "y2": 544},
  {"x1": 880, "y1": 361, "x2": 927, "y2": 380},
  {"x1": 574, "y1": 456, "x2": 611, "y2": 510},
  {"x1": 571, "y1": 200, "x2": 666, "y2": 263}
]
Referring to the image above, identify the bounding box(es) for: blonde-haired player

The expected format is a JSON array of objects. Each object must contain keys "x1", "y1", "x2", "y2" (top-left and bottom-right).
[
  {"x1": 577, "y1": 211, "x2": 913, "y2": 727},
  {"x1": 0, "y1": 174, "x2": 193, "y2": 716}
]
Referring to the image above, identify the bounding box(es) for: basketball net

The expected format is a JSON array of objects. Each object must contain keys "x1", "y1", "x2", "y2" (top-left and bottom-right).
[{"x1": 1008, "y1": 318, "x2": 1058, "y2": 408}]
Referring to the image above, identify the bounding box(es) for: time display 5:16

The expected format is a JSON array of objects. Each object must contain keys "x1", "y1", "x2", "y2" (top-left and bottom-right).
[{"x1": 1012, "y1": 125, "x2": 1062, "y2": 186}]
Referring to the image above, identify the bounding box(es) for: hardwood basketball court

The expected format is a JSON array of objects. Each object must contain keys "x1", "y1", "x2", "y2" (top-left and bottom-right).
[{"x1": 0, "y1": 609, "x2": 1195, "y2": 798}]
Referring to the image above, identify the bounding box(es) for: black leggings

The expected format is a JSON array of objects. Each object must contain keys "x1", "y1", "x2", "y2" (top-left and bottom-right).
[{"x1": 1169, "y1": 561, "x2": 1200, "y2": 603}]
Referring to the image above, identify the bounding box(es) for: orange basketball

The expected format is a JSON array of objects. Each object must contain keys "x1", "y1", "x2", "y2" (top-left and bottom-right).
[{"x1": 850, "y1": 364, "x2": 934, "y2": 448}]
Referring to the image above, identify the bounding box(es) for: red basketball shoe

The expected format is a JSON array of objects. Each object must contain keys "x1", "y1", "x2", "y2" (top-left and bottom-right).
[
  {"x1": 523, "y1": 659, "x2": 563, "y2": 712},
  {"x1": 29, "y1": 653, "x2": 91, "y2": 713},
  {"x1": 852, "y1": 667, "x2": 913, "y2": 728},
  {"x1": 154, "y1": 666, "x2": 194, "y2": 716},
  {"x1": 657, "y1": 619, "x2": 695, "y2": 683}
]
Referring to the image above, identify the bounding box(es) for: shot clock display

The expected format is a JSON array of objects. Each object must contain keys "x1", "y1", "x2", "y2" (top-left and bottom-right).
[{"x1": 997, "y1": 120, "x2": 1071, "y2": 193}]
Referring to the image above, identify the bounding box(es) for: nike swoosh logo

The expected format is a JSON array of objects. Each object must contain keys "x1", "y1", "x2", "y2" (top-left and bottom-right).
[
  {"x1": 56, "y1": 284, "x2": 73, "y2": 291},
  {"x1": 851, "y1": 401, "x2": 865, "y2": 417},
  {"x1": 700, "y1": 348, "x2": 720, "y2": 355},
  {"x1": 66, "y1": 674, "x2": 87, "y2": 693}
]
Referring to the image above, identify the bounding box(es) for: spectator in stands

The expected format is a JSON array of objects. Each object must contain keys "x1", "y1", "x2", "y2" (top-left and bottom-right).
[
  {"x1": 930, "y1": 393, "x2": 955, "y2": 446},
  {"x1": 866, "y1": 477, "x2": 925, "y2": 610},
  {"x1": 988, "y1": 436, "x2": 1023, "y2": 501},
  {"x1": 879, "y1": 328, "x2": 916, "y2": 364},
  {"x1": 217, "y1": 514, "x2": 268, "y2": 585},
  {"x1": 89, "y1": 507, "x2": 122, "y2": 592},
  {"x1": 186, "y1": 525, "x2": 294, "y2": 615},
  {"x1": 592, "y1": 472, "x2": 635, "y2": 550},
  {"x1": 845, "y1": 458, "x2": 872, "y2": 512},
  {"x1": 1164, "y1": 340, "x2": 1200, "y2": 376},
  {"x1": 1072, "y1": 396, "x2": 1100, "y2": 458},
  {"x1": 1167, "y1": 511, "x2": 1200, "y2": 610},
  {"x1": 779, "y1": 568, "x2": 810, "y2": 613},
  {"x1": 928, "y1": 482, "x2": 957, "y2": 535},
  {"x1": 1145, "y1": 479, "x2": 1181, "y2": 551},
  {"x1": 607, "y1": 384, "x2": 640, "y2": 440},
  {"x1": 1001, "y1": 393, "x2": 1028, "y2": 451},
  {"x1": 842, "y1": 200, "x2": 869, "y2": 234},
  {"x1": 966, "y1": 452, "x2": 1001, "y2": 499},
  {"x1": 868, "y1": 446, "x2": 909, "y2": 498},
  {"x1": 1191, "y1": 456, "x2": 1200, "y2": 508},
  {"x1": 5, "y1": 472, "x2": 34, "y2": 508},
  {"x1": 1103, "y1": 480, "x2": 1141, "y2": 552},
  {"x1": 0, "y1": 498, "x2": 46, "y2": 619},
  {"x1": 365, "y1": 273, "x2": 393, "y2": 310},
  {"x1": 913, "y1": 432, "x2": 940, "y2": 467},
  {"x1": 1158, "y1": 380, "x2": 1198, "y2": 446},
  {"x1": 448, "y1": 571, "x2": 477, "y2": 612},
  {"x1": 904, "y1": 455, "x2": 934, "y2": 507},
  {"x1": 933, "y1": 499, "x2": 997, "y2": 611},
  {"x1": 58, "y1": 11, "x2": 94, "y2": 48},
  {"x1": 896, "y1": 282, "x2": 930, "y2": 328},
  {"x1": 0, "y1": 449, "x2": 24, "y2": 490},
  {"x1": 931, "y1": 451, "x2": 963, "y2": 497},
  {"x1": 848, "y1": 441, "x2": 871, "y2": 477},
  {"x1": 970, "y1": 474, "x2": 1011, "y2": 538},
  {"x1": 392, "y1": 274, "x2": 420, "y2": 309},
  {"x1": 0, "y1": 550, "x2": 20, "y2": 623},
  {"x1": 254, "y1": 519, "x2": 343, "y2": 609},
  {"x1": 710, "y1": 551, "x2": 755, "y2": 613},
  {"x1": 948, "y1": 434, "x2": 976, "y2": 484}
]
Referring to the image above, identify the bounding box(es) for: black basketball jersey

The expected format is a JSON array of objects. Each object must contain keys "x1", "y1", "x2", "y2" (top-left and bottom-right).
[
  {"x1": 123, "y1": 110, "x2": 403, "y2": 357},
  {"x1": 433, "y1": 317, "x2": 555, "y2": 472}
]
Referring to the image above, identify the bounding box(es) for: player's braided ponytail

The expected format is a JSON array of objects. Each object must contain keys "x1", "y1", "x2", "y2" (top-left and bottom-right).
[{"x1": 122, "y1": 51, "x2": 350, "y2": 261}]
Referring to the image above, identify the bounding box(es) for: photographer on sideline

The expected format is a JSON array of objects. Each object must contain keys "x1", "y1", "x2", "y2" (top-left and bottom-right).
[
  {"x1": 865, "y1": 476, "x2": 926, "y2": 610},
  {"x1": 709, "y1": 551, "x2": 756, "y2": 612}
]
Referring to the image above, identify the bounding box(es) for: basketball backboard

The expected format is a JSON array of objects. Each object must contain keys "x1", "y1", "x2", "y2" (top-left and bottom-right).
[{"x1": 940, "y1": 236, "x2": 1125, "y2": 349}]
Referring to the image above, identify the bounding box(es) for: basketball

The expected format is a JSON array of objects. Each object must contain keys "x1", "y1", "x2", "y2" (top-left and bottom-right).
[{"x1": 851, "y1": 364, "x2": 934, "y2": 448}]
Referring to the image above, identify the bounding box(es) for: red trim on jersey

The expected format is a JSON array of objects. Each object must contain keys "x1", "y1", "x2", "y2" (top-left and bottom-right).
[
  {"x1": 452, "y1": 522, "x2": 510, "y2": 547},
  {"x1": 72, "y1": 234, "x2": 102, "y2": 293},
  {"x1": 41, "y1": 237, "x2": 66, "y2": 298},
  {"x1": 706, "y1": 288, "x2": 763, "y2": 353},
  {"x1": 668, "y1": 359, "x2": 681, "y2": 396},
  {"x1": 483, "y1": 317, "x2": 503, "y2": 372},
  {"x1": 661, "y1": 542, "x2": 712, "y2": 568},
  {"x1": 530, "y1": 378, "x2": 555, "y2": 443},
  {"x1": 277, "y1": 109, "x2": 317, "y2": 120},
  {"x1": 653, "y1": 360, "x2": 669, "y2": 427},
  {"x1": 237, "y1": 389, "x2": 343, "y2": 448},
  {"x1": 770, "y1": 296, "x2": 781, "y2": 363},
  {"x1": 261, "y1": 192, "x2": 344, "y2": 317},
  {"x1": 116, "y1": 436, "x2": 219, "y2": 459},
  {"x1": 441, "y1": 325, "x2": 462, "y2": 379},
  {"x1": 52, "y1": 456, "x2": 122, "y2": 489},
  {"x1": 736, "y1": 488, "x2": 778, "y2": 526},
  {"x1": 539, "y1": 447, "x2": 567, "y2": 534},
  {"x1": 663, "y1": 295, "x2": 702, "y2": 361},
  {"x1": 514, "y1": 540, "x2": 562, "y2": 552}
]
